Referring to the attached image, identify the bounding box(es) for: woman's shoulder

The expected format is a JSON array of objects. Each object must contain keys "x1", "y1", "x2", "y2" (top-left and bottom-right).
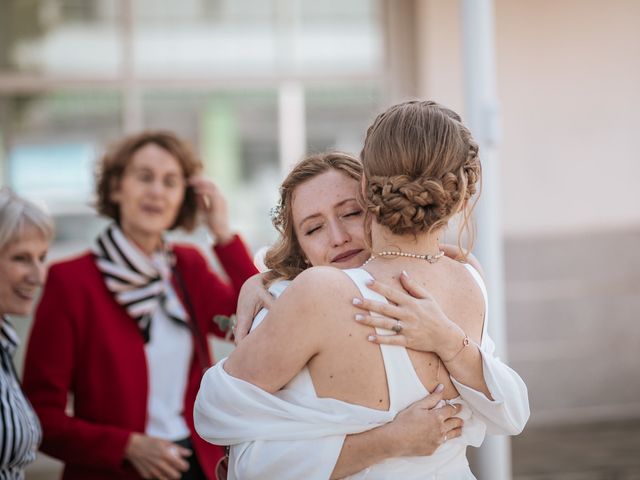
[
  {"x1": 40, "y1": 252, "x2": 105, "y2": 305},
  {"x1": 283, "y1": 266, "x2": 359, "y2": 305},
  {"x1": 293, "y1": 266, "x2": 355, "y2": 288},
  {"x1": 48, "y1": 251, "x2": 97, "y2": 278},
  {"x1": 459, "y1": 252, "x2": 485, "y2": 281}
]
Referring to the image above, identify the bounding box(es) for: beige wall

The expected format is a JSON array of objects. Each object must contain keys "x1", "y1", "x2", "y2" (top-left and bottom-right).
[
  {"x1": 409, "y1": 0, "x2": 640, "y2": 427},
  {"x1": 416, "y1": 0, "x2": 640, "y2": 237}
]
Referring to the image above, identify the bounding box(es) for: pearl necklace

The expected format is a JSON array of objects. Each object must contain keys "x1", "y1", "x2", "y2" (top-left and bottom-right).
[{"x1": 362, "y1": 249, "x2": 445, "y2": 267}]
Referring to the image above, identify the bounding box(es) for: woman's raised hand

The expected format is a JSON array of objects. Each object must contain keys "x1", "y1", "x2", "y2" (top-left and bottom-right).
[
  {"x1": 189, "y1": 177, "x2": 233, "y2": 245},
  {"x1": 234, "y1": 273, "x2": 275, "y2": 344},
  {"x1": 353, "y1": 271, "x2": 465, "y2": 353}
]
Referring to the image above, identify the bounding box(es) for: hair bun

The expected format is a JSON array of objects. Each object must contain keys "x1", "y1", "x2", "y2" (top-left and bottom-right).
[{"x1": 366, "y1": 173, "x2": 462, "y2": 235}]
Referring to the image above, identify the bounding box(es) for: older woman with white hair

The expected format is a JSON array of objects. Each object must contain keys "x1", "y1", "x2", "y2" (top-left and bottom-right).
[{"x1": 0, "y1": 187, "x2": 54, "y2": 480}]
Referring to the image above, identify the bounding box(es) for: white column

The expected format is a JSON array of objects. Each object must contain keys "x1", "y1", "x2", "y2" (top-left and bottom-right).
[
  {"x1": 383, "y1": 0, "x2": 419, "y2": 103},
  {"x1": 121, "y1": 0, "x2": 142, "y2": 133},
  {"x1": 278, "y1": 81, "x2": 306, "y2": 173},
  {"x1": 461, "y1": 1, "x2": 511, "y2": 479},
  {"x1": 274, "y1": 0, "x2": 306, "y2": 173}
]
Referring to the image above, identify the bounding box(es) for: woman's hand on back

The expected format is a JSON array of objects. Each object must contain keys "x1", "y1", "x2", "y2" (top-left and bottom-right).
[
  {"x1": 386, "y1": 384, "x2": 463, "y2": 457},
  {"x1": 234, "y1": 273, "x2": 275, "y2": 344},
  {"x1": 353, "y1": 271, "x2": 465, "y2": 354}
]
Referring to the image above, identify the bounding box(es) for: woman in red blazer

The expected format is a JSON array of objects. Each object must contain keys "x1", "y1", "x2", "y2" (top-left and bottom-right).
[{"x1": 23, "y1": 131, "x2": 258, "y2": 480}]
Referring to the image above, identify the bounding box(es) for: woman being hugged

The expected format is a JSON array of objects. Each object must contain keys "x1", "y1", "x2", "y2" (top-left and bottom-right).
[
  {"x1": 0, "y1": 188, "x2": 53, "y2": 479},
  {"x1": 196, "y1": 101, "x2": 528, "y2": 479},
  {"x1": 23, "y1": 131, "x2": 257, "y2": 480}
]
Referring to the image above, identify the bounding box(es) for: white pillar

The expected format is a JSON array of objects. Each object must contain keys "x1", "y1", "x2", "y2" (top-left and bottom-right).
[
  {"x1": 274, "y1": 0, "x2": 306, "y2": 173},
  {"x1": 461, "y1": 1, "x2": 512, "y2": 479},
  {"x1": 278, "y1": 81, "x2": 306, "y2": 173},
  {"x1": 121, "y1": 0, "x2": 142, "y2": 133}
]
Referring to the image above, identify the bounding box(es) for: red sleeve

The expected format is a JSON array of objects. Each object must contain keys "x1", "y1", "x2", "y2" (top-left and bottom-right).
[
  {"x1": 23, "y1": 264, "x2": 131, "y2": 469},
  {"x1": 181, "y1": 235, "x2": 258, "y2": 339},
  {"x1": 213, "y1": 234, "x2": 259, "y2": 293}
]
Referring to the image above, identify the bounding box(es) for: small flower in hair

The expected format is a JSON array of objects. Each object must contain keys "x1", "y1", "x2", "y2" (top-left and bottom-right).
[{"x1": 269, "y1": 202, "x2": 283, "y2": 226}]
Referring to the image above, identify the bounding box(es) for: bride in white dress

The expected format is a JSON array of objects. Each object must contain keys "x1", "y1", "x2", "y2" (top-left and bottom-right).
[{"x1": 196, "y1": 100, "x2": 529, "y2": 479}]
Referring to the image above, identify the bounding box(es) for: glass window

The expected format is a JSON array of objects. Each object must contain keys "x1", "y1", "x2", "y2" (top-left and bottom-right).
[
  {"x1": 133, "y1": 0, "x2": 278, "y2": 77},
  {"x1": 0, "y1": 0, "x2": 121, "y2": 76},
  {"x1": 295, "y1": 0, "x2": 384, "y2": 74},
  {"x1": 0, "y1": 91, "x2": 122, "y2": 212},
  {"x1": 131, "y1": 0, "x2": 383, "y2": 77}
]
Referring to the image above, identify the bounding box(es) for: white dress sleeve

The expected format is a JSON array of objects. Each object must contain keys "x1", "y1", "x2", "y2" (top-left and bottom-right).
[
  {"x1": 450, "y1": 332, "x2": 530, "y2": 435},
  {"x1": 450, "y1": 264, "x2": 530, "y2": 435}
]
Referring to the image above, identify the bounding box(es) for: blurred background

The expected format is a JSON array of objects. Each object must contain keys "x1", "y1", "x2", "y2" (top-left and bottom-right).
[{"x1": 1, "y1": 0, "x2": 639, "y2": 478}]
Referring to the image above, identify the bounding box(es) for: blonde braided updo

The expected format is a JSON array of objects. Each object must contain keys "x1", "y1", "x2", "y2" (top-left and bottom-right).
[{"x1": 361, "y1": 100, "x2": 481, "y2": 244}]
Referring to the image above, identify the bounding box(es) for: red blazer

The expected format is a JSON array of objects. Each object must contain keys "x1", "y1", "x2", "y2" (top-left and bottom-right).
[{"x1": 23, "y1": 236, "x2": 258, "y2": 480}]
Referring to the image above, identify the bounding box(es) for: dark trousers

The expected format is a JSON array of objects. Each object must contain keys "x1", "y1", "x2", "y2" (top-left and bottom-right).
[{"x1": 174, "y1": 437, "x2": 206, "y2": 480}]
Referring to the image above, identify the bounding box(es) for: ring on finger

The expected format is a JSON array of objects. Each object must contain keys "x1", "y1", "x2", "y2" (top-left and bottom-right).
[
  {"x1": 167, "y1": 445, "x2": 179, "y2": 457},
  {"x1": 391, "y1": 320, "x2": 403, "y2": 334}
]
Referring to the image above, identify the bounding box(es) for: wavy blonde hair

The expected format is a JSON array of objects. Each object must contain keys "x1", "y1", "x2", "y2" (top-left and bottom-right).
[
  {"x1": 360, "y1": 100, "x2": 481, "y2": 257},
  {"x1": 264, "y1": 152, "x2": 362, "y2": 284}
]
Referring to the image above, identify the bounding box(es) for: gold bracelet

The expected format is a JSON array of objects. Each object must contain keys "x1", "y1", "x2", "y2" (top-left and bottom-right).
[{"x1": 442, "y1": 334, "x2": 470, "y2": 362}]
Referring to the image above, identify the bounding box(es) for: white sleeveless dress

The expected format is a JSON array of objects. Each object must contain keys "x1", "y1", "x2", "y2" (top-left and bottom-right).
[
  {"x1": 195, "y1": 264, "x2": 528, "y2": 479},
  {"x1": 338, "y1": 267, "x2": 481, "y2": 478}
]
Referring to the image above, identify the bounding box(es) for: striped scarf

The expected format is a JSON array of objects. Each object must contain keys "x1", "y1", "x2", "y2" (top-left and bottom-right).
[{"x1": 92, "y1": 224, "x2": 188, "y2": 343}]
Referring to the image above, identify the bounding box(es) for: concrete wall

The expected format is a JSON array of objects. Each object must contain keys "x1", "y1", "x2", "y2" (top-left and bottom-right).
[{"x1": 496, "y1": 0, "x2": 640, "y2": 237}]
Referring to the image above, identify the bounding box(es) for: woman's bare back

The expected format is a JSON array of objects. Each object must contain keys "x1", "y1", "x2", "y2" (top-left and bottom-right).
[{"x1": 308, "y1": 257, "x2": 486, "y2": 410}]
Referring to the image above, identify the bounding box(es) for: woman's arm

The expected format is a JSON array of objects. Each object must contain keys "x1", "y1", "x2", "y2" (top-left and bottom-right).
[
  {"x1": 212, "y1": 235, "x2": 259, "y2": 293},
  {"x1": 180, "y1": 240, "x2": 257, "y2": 339},
  {"x1": 225, "y1": 389, "x2": 462, "y2": 480},
  {"x1": 330, "y1": 388, "x2": 461, "y2": 479},
  {"x1": 224, "y1": 267, "x2": 338, "y2": 391},
  {"x1": 191, "y1": 176, "x2": 259, "y2": 301}
]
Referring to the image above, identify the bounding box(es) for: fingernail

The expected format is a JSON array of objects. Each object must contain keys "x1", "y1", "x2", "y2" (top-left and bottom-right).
[
  {"x1": 352, "y1": 297, "x2": 362, "y2": 305},
  {"x1": 402, "y1": 270, "x2": 409, "y2": 277},
  {"x1": 435, "y1": 383, "x2": 444, "y2": 393},
  {"x1": 368, "y1": 335, "x2": 376, "y2": 341},
  {"x1": 365, "y1": 278, "x2": 374, "y2": 286},
  {"x1": 355, "y1": 314, "x2": 365, "y2": 321}
]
